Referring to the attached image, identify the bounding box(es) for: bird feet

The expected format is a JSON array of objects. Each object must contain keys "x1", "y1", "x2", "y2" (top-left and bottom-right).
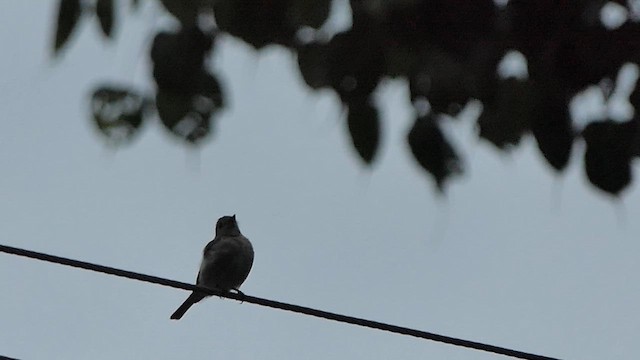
[{"x1": 230, "y1": 288, "x2": 245, "y2": 303}]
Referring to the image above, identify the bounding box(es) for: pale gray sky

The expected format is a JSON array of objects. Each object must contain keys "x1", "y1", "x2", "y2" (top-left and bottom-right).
[{"x1": 1, "y1": 2, "x2": 639, "y2": 360}]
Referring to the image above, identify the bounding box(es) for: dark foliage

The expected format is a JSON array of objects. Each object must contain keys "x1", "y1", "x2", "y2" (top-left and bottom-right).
[
  {"x1": 346, "y1": 98, "x2": 380, "y2": 164},
  {"x1": 151, "y1": 26, "x2": 224, "y2": 144},
  {"x1": 96, "y1": 0, "x2": 114, "y2": 38},
  {"x1": 530, "y1": 92, "x2": 574, "y2": 171},
  {"x1": 408, "y1": 114, "x2": 462, "y2": 191},
  {"x1": 91, "y1": 86, "x2": 148, "y2": 145},
  {"x1": 582, "y1": 120, "x2": 639, "y2": 194},
  {"x1": 52, "y1": 0, "x2": 640, "y2": 194},
  {"x1": 53, "y1": 0, "x2": 82, "y2": 54}
]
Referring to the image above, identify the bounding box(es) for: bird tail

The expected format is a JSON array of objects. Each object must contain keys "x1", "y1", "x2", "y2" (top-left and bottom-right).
[{"x1": 170, "y1": 292, "x2": 206, "y2": 320}]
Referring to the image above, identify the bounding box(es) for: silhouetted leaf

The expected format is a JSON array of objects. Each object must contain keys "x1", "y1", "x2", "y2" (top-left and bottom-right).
[
  {"x1": 214, "y1": 0, "x2": 296, "y2": 48},
  {"x1": 531, "y1": 95, "x2": 573, "y2": 171},
  {"x1": 198, "y1": 72, "x2": 225, "y2": 109},
  {"x1": 582, "y1": 120, "x2": 638, "y2": 195},
  {"x1": 552, "y1": 25, "x2": 640, "y2": 92},
  {"x1": 373, "y1": 0, "x2": 496, "y2": 56},
  {"x1": 156, "y1": 91, "x2": 211, "y2": 144},
  {"x1": 409, "y1": 48, "x2": 472, "y2": 115},
  {"x1": 53, "y1": 0, "x2": 82, "y2": 55},
  {"x1": 297, "y1": 42, "x2": 330, "y2": 89},
  {"x1": 508, "y1": 0, "x2": 582, "y2": 61},
  {"x1": 289, "y1": 0, "x2": 331, "y2": 29},
  {"x1": 478, "y1": 79, "x2": 534, "y2": 149},
  {"x1": 327, "y1": 12, "x2": 385, "y2": 102},
  {"x1": 634, "y1": 126, "x2": 640, "y2": 158},
  {"x1": 628, "y1": 82, "x2": 640, "y2": 122},
  {"x1": 151, "y1": 27, "x2": 213, "y2": 94},
  {"x1": 346, "y1": 99, "x2": 380, "y2": 165},
  {"x1": 91, "y1": 86, "x2": 147, "y2": 144},
  {"x1": 96, "y1": 0, "x2": 114, "y2": 38},
  {"x1": 155, "y1": 72, "x2": 224, "y2": 145},
  {"x1": 159, "y1": 0, "x2": 200, "y2": 26},
  {"x1": 407, "y1": 114, "x2": 462, "y2": 190}
]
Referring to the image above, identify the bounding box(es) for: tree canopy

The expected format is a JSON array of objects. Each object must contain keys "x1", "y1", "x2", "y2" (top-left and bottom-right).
[{"x1": 54, "y1": 0, "x2": 640, "y2": 195}]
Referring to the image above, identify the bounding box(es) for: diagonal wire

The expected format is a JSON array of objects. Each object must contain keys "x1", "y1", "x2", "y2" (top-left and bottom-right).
[{"x1": 0, "y1": 244, "x2": 561, "y2": 360}]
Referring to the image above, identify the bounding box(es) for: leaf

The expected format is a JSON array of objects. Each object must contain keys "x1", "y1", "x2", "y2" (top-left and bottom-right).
[
  {"x1": 478, "y1": 78, "x2": 534, "y2": 149},
  {"x1": 409, "y1": 48, "x2": 471, "y2": 115},
  {"x1": 53, "y1": 0, "x2": 82, "y2": 55},
  {"x1": 297, "y1": 42, "x2": 330, "y2": 90},
  {"x1": 407, "y1": 114, "x2": 462, "y2": 191},
  {"x1": 159, "y1": 0, "x2": 200, "y2": 26},
  {"x1": 91, "y1": 86, "x2": 147, "y2": 145},
  {"x1": 582, "y1": 120, "x2": 638, "y2": 195},
  {"x1": 346, "y1": 98, "x2": 381, "y2": 165},
  {"x1": 198, "y1": 72, "x2": 225, "y2": 108},
  {"x1": 553, "y1": 25, "x2": 640, "y2": 92},
  {"x1": 96, "y1": 0, "x2": 114, "y2": 38},
  {"x1": 156, "y1": 91, "x2": 210, "y2": 144},
  {"x1": 327, "y1": 13, "x2": 385, "y2": 102},
  {"x1": 288, "y1": 0, "x2": 331, "y2": 29},
  {"x1": 531, "y1": 95, "x2": 574, "y2": 171},
  {"x1": 154, "y1": 71, "x2": 225, "y2": 145},
  {"x1": 151, "y1": 28, "x2": 214, "y2": 94},
  {"x1": 214, "y1": 0, "x2": 295, "y2": 48}
]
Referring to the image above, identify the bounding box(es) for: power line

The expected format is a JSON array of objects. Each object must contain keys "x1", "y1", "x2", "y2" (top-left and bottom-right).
[{"x1": 1, "y1": 244, "x2": 560, "y2": 360}]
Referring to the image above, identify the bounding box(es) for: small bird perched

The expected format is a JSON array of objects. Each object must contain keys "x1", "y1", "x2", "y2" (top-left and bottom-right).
[{"x1": 170, "y1": 215, "x2": 254, "y2": 320}]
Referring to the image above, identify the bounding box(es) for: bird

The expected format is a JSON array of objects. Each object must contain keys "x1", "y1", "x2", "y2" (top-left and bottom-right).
[{"x1": 170, "y1": 215, "x2": 254, "y2": 320}]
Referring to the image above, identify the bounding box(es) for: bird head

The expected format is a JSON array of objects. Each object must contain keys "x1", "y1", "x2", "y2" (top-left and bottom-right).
[{"x1": 215, "y1": 215, "x2": 241, "y2": 236}]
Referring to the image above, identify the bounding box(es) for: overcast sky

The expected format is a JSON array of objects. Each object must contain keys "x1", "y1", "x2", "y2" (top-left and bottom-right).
[{"x1": 1, "y1": 2, "x2": 639, "y2": 360}]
